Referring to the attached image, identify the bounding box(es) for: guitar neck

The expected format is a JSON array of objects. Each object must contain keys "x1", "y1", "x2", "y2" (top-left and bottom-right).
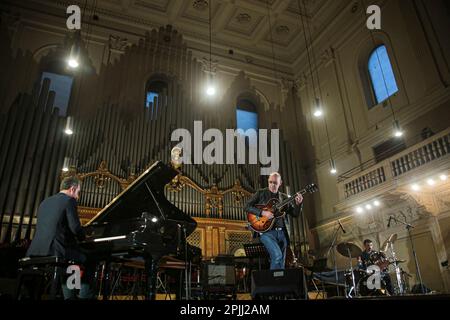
[{"x1": 275, "y1": 189, "x2": 306, "y2": 210}]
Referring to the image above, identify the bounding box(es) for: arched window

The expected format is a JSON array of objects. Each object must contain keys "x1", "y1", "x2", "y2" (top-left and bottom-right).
[
  {"x1": 368, "y1": 45, "x2": 398, "y2": 104},
  {"x1": 145, "y1": 79, "x2": 167, "y2": 114},
  {"x1": 236, "y1": 99, "x2": 258, "y2": 145},
  {"x1": 40, "y1": 72, "x2": 74, "y2": 116}
]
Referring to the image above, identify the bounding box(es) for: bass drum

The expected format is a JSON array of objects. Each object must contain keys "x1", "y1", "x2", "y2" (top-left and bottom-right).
[{"x1": 357, "y1": 273, "x2": 388, "y2": 296}]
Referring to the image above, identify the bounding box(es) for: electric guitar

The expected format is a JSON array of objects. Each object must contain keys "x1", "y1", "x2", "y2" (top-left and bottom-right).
[{"x1": 247, "y1": 184, "x2": 318, "y2": 233}]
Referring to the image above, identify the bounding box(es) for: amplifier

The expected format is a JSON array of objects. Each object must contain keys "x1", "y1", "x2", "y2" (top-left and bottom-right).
[
  {"x1": 251, "y1": 268, "x2": 306, "y2": 299},
  {"x1": 203, "y1": 263, "x2": 236, "y2": 287}
]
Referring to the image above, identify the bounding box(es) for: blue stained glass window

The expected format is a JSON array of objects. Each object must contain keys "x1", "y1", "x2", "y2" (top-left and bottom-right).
[
  {"x1": 41, "y1": 72, "x2": 74, "y2": 116},
  {"x1": 236, "y1": 108, "x2": 258, "y2": 145},
  {"x1": 236, "y1": 109, "x2": 258, "y2": 132},
  {"x1": 145, "y1": 91, "x2": 158, "y2": 108},
  {"x1": 368, "y1": 45, "x2": 398, "y2": 104}
]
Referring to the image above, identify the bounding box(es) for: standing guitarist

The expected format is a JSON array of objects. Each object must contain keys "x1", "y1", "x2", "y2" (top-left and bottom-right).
[{"x1": 245, "y1": 172, "x2": 303, "y2": 270}]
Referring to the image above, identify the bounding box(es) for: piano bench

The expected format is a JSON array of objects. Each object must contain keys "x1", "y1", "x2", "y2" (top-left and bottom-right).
[{"x1": 15, "y1": 256, "x2": 76, "y2": 300}]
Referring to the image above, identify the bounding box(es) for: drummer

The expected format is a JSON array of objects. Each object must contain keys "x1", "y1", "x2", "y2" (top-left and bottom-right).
[{"x1": 357, "y1": 239, "x2": 393, "y2": 295}]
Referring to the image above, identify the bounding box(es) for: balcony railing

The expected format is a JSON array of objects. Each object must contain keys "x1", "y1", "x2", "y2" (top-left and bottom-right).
[{"x1": 338, "y1": 128, "x2": 450, "y2": 200}]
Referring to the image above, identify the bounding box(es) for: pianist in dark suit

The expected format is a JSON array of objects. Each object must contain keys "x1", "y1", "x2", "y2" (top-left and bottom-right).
[{"x1": 26, "y1": 176, "x2": 94, "y2": 299}]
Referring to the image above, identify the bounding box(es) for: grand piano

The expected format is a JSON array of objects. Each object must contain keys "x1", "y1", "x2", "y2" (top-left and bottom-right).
[{"x1": 81, "y1": 161, "x2": 197, "y2": 300}]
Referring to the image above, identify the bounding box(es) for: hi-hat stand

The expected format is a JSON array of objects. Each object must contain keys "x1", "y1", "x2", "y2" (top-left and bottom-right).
[
  {"x1": 326, "y1": 221, "x2": 346, "y2": 297},
  {"x1": 388, "y1": 215, "x2": 425, "y2": 294}
]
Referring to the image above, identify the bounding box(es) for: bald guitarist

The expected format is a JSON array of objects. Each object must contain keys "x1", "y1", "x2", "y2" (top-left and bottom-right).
[{"x1": 245, "y1": 172, "x2": 303, "y2": 270}]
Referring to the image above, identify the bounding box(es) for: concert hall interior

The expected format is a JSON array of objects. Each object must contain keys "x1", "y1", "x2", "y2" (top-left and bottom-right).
[{"x1": 0, "y1": 0, "x2": 449, "y2": 301}]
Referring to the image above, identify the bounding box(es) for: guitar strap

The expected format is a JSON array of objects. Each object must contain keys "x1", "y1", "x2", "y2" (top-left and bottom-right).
[{"x1": 278, "y1": 192, "x2": 293, "y2": 245}]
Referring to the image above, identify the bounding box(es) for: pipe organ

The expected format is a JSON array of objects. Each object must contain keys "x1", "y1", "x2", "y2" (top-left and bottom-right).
[{"x1": 0, "y1": 24, "x2": 312, "y2": 260}]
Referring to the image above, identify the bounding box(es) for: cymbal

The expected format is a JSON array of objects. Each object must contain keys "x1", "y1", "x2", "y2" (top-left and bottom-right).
[
  {"x1": 337, "y1": 242, "x2": 362, "y2": 258},
  {"x1": 388, "y1": 233, "x2": 398, "y2": 243},
  {"x1": 381, "y1": 234, "x2": 398, "y2": 252}
]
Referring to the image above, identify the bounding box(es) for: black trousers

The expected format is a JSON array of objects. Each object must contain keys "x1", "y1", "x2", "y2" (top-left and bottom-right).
[{"x1": 63, "y1": 247, "x2": 97, "y2": 299}]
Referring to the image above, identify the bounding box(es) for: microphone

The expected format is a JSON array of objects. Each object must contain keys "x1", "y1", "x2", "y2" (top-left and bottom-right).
[
  {"x1": 338, "y1": 219, "x2": 346, "y2": 233},
  {"x1": 387, "y1": 216, "x2": 393, "y2": 228}
]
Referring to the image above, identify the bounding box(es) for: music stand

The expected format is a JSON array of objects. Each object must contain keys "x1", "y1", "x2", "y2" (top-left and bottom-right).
[{"x1": 244, "y1": 243, "x2": 268, "y2": 271}]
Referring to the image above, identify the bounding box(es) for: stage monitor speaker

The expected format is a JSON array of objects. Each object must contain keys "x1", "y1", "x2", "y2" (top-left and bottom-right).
[
  {"x1": 251, "y1": 268, "x2": 305, "y2": 299},
  {"x1": 203, "y1": 263, "x2": 236, "y2": 287}
]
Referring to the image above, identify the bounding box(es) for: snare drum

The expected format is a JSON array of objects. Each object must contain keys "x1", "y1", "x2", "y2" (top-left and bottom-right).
[{"x1": 369, "y1": 251, "x2": 389, "y2": 272}]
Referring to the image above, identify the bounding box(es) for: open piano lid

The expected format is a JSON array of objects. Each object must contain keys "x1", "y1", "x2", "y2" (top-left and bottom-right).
[{"x1": 84, "y1": 161, "x2": 196, "y2": 235}]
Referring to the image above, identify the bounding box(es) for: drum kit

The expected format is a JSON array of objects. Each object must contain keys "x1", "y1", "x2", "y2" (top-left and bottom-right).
[{"x1": 337, "y1": 234, "x2": 411, "y2": 297}]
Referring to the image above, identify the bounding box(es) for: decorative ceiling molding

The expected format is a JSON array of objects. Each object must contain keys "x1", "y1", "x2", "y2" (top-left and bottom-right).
[
  {"x1": 276, "y1": 25, "x2": 290, "y2": 35},
  {"x1": 109, "y1": 35, "x2": 130, "y2": 51},
  {"x1": 6, "y1": 0, "x2": 347, "y2": 69},
  {"x1": 192, "y1": 0, "x2": 209, "y2": 12},
  {"x1": 200, "y1": 56, "x2": 219, "y2": 74},
  {"x1": 133, "y1": 0, "x2": 171, "y2": 13},
  {"x1": 256, "y1": 0, "x2": 277, "y2": 6},
  {"x1": 321, "y1": 46, "x2": 336, "y2": 67},
  {"x1": 235, "y1": 13, "x2": 252, "y2": 24}
]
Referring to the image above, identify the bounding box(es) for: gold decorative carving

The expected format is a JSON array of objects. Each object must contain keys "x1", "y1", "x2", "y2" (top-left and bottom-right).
[
  {"x1": 61, "y1": 161, "x2": 135, "y2": 191},
  {"x1": 61, "y1": 161, "x2": 138, "y2": 224},
  {"x1": 78, "y1": 206, "x2": 101, "y2": 225},
  {"x1": 168, "y1": 173, "x2": 252, "y2": 218}
]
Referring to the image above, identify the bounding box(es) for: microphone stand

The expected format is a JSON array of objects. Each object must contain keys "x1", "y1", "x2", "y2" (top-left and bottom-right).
[
  {"x1": 177, "y1": 223, "x2": 190, "y2": 300},
  {"x1": 326, "y1": 221, "x2": 345, "y2": 297},
  {"x1": 390, "y1": 216, "x2": 425, "y2": 294},
  {"x1": 184, "y1": 225, "x2": 190, "y2": 300},
  {"x1": 298, "y1": 204, "x2": 309, "y2": 300}
]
